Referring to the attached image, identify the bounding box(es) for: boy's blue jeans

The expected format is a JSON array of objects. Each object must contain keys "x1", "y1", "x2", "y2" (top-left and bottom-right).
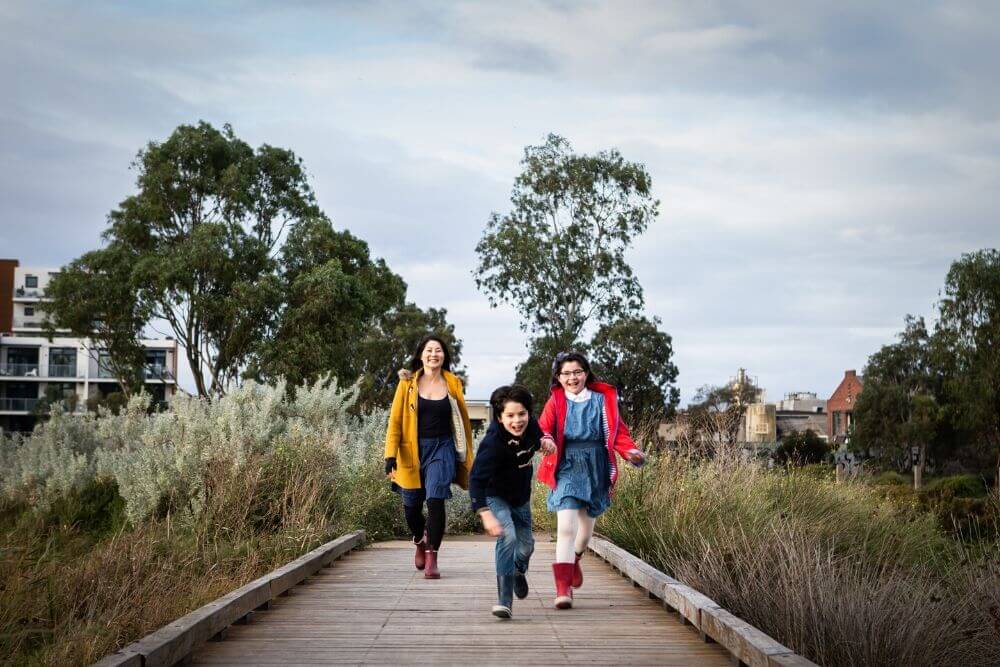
[{"x1": 486, "y1": 496, "x2": 534, "y2": 576}]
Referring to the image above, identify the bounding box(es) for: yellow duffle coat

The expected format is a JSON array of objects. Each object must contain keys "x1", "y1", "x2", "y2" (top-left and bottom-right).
[{"x1": 384, "y1": 368, "x2": 474, "y2": 490}]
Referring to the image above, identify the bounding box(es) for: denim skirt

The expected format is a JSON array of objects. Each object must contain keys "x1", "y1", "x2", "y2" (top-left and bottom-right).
[
  {"x1": 546, "y1": 440, "x2": 611, "y2": 518},
  {"x1": 398, "y1": 434, "x2": 456, "y2": 505}
]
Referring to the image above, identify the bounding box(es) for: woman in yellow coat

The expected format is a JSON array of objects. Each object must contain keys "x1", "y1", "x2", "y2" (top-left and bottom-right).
[{"x1": 384, "y1": 335, "x2": 473, "y2": 579}]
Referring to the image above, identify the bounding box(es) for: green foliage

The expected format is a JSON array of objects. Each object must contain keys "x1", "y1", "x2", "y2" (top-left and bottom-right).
[
  {"x1": 354, "y1": 302, "x2": 464, "y2": 412},
  {"x1": 854, "y1": 250, "x2": 1000, "y2": 479},
  {"x1": 480, "y1": 135, "x2": 677, "y2": 416},
  {"x1": 922, "y1": 474, "x2": 989, "y2": 499},
  {"x1": 247, "y1": 218, "x2": 406, "y2": 396},
  {"x1": 591, "y1": 315, "x2": 680, "y2": 421},
  {"x1": 44, "y1": 246, "x2": 150, "y2": 396},
  {"x1": 48, "y1": 121, "x2": 464, "y2": 405},
  {"x1": 45, "y1": 479, "x2": 127, "y2": 537},
  {"x1": 938, "y1": 249, "x2": 1000, "y2": 473},
  {"x1": 872, "y1": 470, "x2": 910, "y2": 486},
  {"x1": 773, "y1": 429, "x2": 830, "y2": 465},
  {"x1": 797, "y1": 463, "x2": 836, "y2": 481},
  {"x1": 474, "y1": 133, "x2": 658, "y2": 342},
  {"x1": 513, "y1": 333, "x2": 583, "y2": 412},
  {"x1": 49, "y1": 121, "x2": 306, "y2": 397}
]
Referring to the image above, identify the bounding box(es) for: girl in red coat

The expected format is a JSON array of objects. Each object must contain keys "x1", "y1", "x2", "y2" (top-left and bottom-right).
[{"x1": 537, "y1": 351, "x2": 645, "y2": 609}]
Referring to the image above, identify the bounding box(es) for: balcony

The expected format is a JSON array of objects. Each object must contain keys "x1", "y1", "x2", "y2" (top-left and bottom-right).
[
  {"x1": 12, "y1": 317, "x2": 44, "y2": 329},
  {"x1": 144, "y1": 364, "x2": 174, "y2": 381},
  {"x1": 0, "y1": 363, "x2": 40, "y2": 377},
  {"x1": 13, "y1": 287, "x2": 45, "y2": 300},
  {"x1": 48, "y1": 363, "x2": 78, "y2": 378},
  {"x1": 0, "y1": 398, "x2": 38, "y2": 412}
]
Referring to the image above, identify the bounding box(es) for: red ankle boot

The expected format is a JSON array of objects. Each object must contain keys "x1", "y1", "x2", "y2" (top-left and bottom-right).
[
  {"x1": 572, "y1": 552, "x2": 584, "y2": 588},
  {"x1": 424, "y1": 549, "x2": 440, "y2": 579},
  {"x1": 552, "y1": 563, "x2": 574, "y2": 609},
  {"x1": 413, "y1": 533, "x2": 428, "y2": 571}
]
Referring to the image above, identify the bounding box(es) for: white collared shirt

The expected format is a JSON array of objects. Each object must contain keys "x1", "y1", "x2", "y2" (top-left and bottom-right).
[{"x1": 565, "y1": 387, "x2": 592, "y2": 403}]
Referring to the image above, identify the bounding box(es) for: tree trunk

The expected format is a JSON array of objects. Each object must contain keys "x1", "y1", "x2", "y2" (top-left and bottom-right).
[{"x1": 913, "y1": 443, "x2": 926, "y2": 490}]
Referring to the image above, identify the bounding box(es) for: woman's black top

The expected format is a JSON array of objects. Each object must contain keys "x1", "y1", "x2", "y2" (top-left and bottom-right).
[{"x1": 417, "y1": 395, "x2": 452, "y2": 438}]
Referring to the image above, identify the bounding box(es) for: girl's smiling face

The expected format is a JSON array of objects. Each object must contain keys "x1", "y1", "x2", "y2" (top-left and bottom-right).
[
  {"x1": 557, "y1": 361, "x2": 587, "y2": 394},
  {"x1": 499, "y1": 400, "x2": 529, "y2": 436}
]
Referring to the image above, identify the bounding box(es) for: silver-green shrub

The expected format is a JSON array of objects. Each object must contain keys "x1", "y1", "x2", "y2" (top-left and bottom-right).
[
  {"x1": 0, "y1": 376, "x2": 373, "y2": 526},
  {"x1": 0, "y1": 406, "x2": 103, "y2": 506}
]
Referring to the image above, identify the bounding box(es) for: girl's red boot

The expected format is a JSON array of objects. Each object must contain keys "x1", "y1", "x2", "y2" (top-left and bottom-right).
[
  {"x1": 413, "y1": 533, "x2": 428, "y2": 571},
  {"x1": 424, "y1": 549, "x2": 441, "y2": 579},
  {"x1": 572, "y1": 552, "x2": 584, "y2": 588},
  {"x1": 552, "y1": 562, "x2": 574, "y2": 609}
]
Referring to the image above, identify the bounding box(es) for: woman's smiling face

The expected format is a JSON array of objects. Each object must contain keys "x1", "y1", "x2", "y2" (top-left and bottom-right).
[
  {"x1": 421, "y1": 340, "x2": 444, "y2": 371},
  {"x1": 557, "y1": 361, "x2": 587, "y2": 394}
]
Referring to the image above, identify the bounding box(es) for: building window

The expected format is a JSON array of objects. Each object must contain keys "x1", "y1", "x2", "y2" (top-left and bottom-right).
[
  {"x1": 49, "y1": 348, "x2": 77, "y2": 377},
  {"x1": 97, "y1": 351, "x2": 115, "y2": 378},
  {"x1": 833, "y1": 411, "x2": 842, "y2": 435},
  {"x1": 24, "y1": 306, "x2": 34, "y2": 316},
  {"x1": 25, "y1": 275, "x2": 38, "y2": 288},
  {"x1": 145, "y1": 350, "x2": 168, "y2": 379}
]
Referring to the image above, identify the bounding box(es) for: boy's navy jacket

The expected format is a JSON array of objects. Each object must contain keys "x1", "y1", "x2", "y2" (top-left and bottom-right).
[{"x1": 469, "y1": 417, "x2": 543, "y2": 512}]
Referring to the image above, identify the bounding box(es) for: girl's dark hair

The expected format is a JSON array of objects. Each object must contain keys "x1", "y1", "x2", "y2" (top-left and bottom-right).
[
  {"x1": 408, "y1": 335, "x2": 453, "y2": 372},
  {"x1": 490, "y1": 384, "x2": 534, "y2": 419},
  {"x1": 550, "y1": 351, "x2": 597, "y2": 388}
]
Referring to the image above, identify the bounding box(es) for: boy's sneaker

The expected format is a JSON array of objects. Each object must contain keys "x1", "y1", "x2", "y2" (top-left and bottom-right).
[
  {"x1": 491, "y1": 603, "x2": 512, "y2": 619},
  {"x1": 493, "y1": 575, "x2": 514, "y2": 619},
  {"x1": 513, "y1": 570, "x2": 529, "y2": 599}
]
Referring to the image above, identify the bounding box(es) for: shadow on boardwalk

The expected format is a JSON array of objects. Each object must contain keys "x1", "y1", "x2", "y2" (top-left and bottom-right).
[{"x1": 192, "y1": 535, "x2": 732, "y2": 666}]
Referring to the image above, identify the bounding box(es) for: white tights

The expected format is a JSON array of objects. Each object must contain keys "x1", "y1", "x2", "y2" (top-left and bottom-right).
[{"x1": 555, "y1": 509, "x2": 596, "y2": 563}]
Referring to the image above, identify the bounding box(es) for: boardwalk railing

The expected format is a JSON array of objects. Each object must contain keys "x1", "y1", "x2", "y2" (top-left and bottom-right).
[
  {"x1": 589, "y1": 536, "x2": 815, "y2": 667},
  {"x1": 92, "y1": 530, "x2": 366, "y2": 667}
]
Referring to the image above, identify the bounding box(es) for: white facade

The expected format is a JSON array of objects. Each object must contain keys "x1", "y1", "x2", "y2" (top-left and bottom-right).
[
  {"x1": 0, "y1": 263, "x2": 178, "y2": 433},
  {"x1": 775, "y1": 391, "x2": 827, "y2": 414}
]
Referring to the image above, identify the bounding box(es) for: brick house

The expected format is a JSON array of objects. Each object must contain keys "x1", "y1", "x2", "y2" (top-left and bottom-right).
[{"x1": 827, "y1": 369, "x2": 863, "y2": 444}]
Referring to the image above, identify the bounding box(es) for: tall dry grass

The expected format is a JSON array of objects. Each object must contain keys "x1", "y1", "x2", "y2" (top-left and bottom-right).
[
  {"x1": 597, "y1": 450, "x2": 1000, "y2": 666},
  {"x1": 0, "y1": 378, "x2": 410, "y2": 666}
]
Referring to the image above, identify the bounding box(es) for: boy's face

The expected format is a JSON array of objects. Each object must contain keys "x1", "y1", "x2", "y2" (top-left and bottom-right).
[{"x1": 499, "y1": 400, "x2": 529, "y2": 436}]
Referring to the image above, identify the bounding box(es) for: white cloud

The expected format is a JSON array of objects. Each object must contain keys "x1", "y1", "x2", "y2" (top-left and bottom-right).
[{"x1": 3, "y1": 0, "x2": 999, "y2": 407}]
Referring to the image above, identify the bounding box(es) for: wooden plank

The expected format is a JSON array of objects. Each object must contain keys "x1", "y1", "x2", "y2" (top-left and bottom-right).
[
  {"x1": 701, "y1": 606, "x2": 811, "y2": 667},
  {"x1": 90, "y1": 530, "x2": 365, "y2": 667},
  {"x1": 192, "y1": 537, "x2": 734, "y2": 666},
  {"x1": 89, "y1": 648, "x2": 142, "y2": 667}
]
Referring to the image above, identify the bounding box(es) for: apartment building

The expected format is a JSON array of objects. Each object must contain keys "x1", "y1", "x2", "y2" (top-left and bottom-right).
[{"x1": 0, "y1": 259, "x2": 178, "y2": 434}]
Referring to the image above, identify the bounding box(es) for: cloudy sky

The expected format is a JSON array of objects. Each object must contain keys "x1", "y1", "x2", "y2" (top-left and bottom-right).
[{"x1": 3, "y1": 1, "x2": 999, "y2": 403}]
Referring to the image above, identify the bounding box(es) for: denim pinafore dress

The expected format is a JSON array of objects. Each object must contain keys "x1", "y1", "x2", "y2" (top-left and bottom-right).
[{"x1": 546, "y1": 391, "x2": 611, "y2": 518}]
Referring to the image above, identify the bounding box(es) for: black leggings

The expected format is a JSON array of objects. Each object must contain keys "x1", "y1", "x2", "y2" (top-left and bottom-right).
[{"x1": 404, "y1": 499, "x2": 445, "y2": 550}]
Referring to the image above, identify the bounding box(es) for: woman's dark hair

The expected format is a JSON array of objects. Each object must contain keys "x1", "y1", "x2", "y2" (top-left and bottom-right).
[
  {"x1": 408, "y1": 335, "x2": 453, "y2": 372},
  {"x1": 549, "y1": 351, "x2": 597, "y2": 388},
  {"x1": 490, "y1": 384, "x2": 534, "y2": 420}
]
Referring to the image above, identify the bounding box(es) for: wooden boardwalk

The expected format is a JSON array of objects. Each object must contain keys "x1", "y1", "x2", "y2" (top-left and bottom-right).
[{"x1": 192, "y1": 535, "x2": 732, "y2": 666}]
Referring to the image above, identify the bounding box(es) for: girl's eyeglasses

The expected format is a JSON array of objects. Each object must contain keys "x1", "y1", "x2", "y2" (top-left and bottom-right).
[{"x1": 558, "y1": 370, "x2": 586, "y2": 378}]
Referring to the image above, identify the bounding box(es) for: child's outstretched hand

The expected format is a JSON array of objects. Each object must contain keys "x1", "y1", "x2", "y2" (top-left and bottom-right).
[
  {"x1": 480, "y1": 510, "x2": 504, "y2": 537},
  {"x1": 540, "y1": 436, "x2": 556, "y2": 456},
  {"x1": 626, "y1": 450, "x2": 646, "y2": 467}
]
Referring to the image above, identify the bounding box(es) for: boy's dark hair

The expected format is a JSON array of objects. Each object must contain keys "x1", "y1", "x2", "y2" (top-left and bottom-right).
[
  {"x1": 549, "y1": 351, "x2": 597, "y2": 388},
  {"x1": 490, "y1": 384, "x2": 534, "y2": 419},
  {"x1": 407, "y1": 335, "x2": 453, "y2": 372}
]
